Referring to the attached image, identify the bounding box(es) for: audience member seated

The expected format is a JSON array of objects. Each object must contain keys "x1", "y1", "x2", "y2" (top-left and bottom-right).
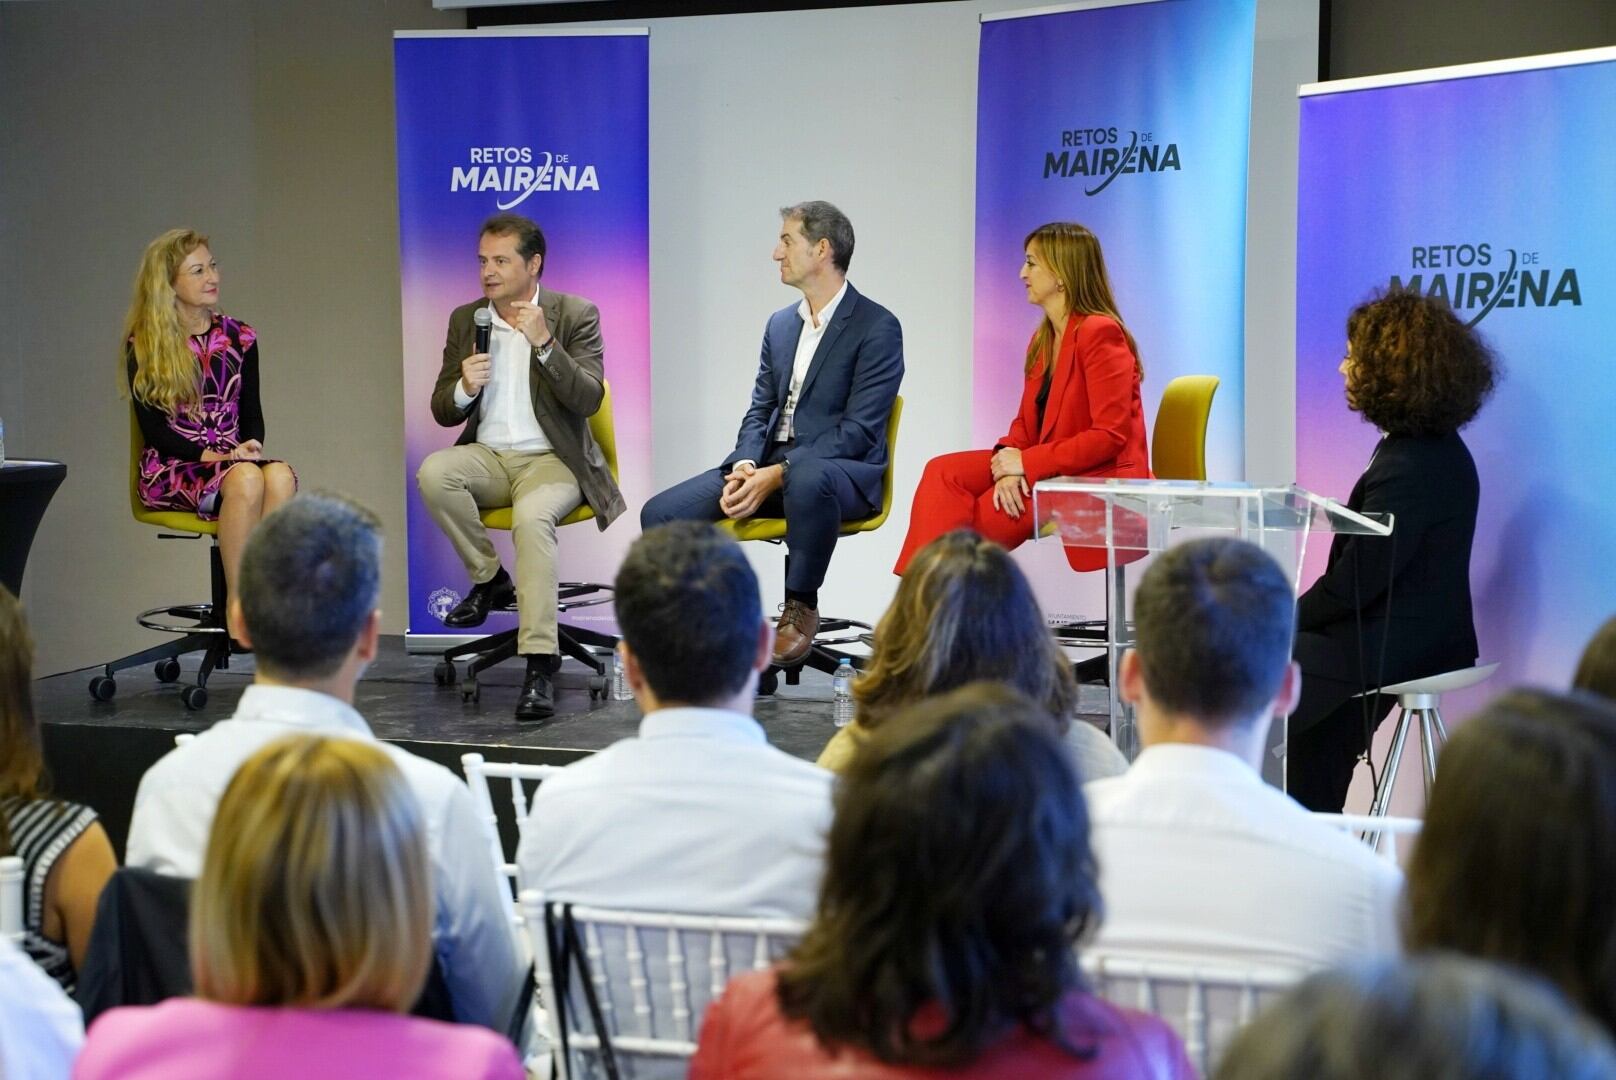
[
  {"x1": 124, "y1": 494, "x2": 522, "y2": 1031},
  {"x1": 0, "y1": 933, "x2": 83, "y2": 1080},
  {"x1": 690, "y1": 683, "x2": 1194, "y2": 1079},
  {"x1": 1214, "y1": 955, "x2": 1616, "y2": 1080},
  {"x1": 75, "y1": 735, "x2": 523, "y2": 1080},
  {"x1": 1086, "y1": 537, "x2": 1402, "y2": 969},
  {"x1": 0, "y1": 587, "x2": 116, "y2": 992},
  {"x1": 816, "y1": 530, "x2": 1126, "y2": 781},
  {"x1": 1573, "y1": 614, "x2": 1616, "y2": 700},
  {"x1": 1406, "y1": 687, "x2": 1616, "y2": 1035},
  {"x1": 518, "y1": 522, "x2": 832, "y2": 918}
]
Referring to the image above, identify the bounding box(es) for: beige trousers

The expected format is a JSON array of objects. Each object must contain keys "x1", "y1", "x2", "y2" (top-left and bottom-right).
[{"x1": 416, "y1": 445, "x2": 582, "y2": 655}]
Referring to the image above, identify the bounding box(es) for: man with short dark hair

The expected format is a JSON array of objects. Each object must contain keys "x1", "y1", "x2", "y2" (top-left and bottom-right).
[
  {"x1": 127, "y1": 494, "x2": 525, "y2": 1031},
  {"x1": 1085, "y1": 537, "x2": 1402, "y2": 969},
  {"x1": 417, "y1": 212, "x2": 625, "y2": 721},
  {"x1": 641, "y1": 202, "x2": 903, "y2": 666},
  {"x1": 517, "y1": 522, "x2": 833, "y2": 917}
]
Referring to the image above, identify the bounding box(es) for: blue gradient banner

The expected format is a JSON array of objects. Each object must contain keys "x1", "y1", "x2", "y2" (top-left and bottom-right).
[
  {"x1": 394, "y1": 32, "x2": 649, "y2": 643},
  {"x1": 975, "y1": 0, "x2": 1256, "y2": 616},
  {"x1": 1296, "y1": 53, "x2": 1616, "y2": 690}
]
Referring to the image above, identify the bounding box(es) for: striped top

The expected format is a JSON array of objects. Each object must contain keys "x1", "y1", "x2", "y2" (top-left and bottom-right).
[{"x1": 1, "y1": 795, "x2": 99, "y2": 991}]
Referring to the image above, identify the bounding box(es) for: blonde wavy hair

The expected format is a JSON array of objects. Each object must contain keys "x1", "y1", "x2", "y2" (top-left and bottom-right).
[
  {"x1": 191, "y1": 734, "x2": 433, "y2": 1012},
  {"x1": 854, "y1": 531, "x2": 1077, "y2": 733},
  {"x1": 1023, "y1": 222, "x2": 1140, "y2": 379},
  {"x1": 122, "y1": 228, "x2": 211, "y2": 414}
]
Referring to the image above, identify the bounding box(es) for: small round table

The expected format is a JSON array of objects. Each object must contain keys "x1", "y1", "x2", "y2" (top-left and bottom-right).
[{"x1": 0, "y1": 459, "x2": 67, "y2": 595}]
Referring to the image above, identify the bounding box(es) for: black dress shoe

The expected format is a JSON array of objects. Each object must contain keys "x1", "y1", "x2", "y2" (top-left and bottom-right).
[
  {"x1": 443, "y1": 570, "x2": 516, "y2": 628},
  {"x1": 515, "y1": 655, "x2": 561, "y2": 722}
]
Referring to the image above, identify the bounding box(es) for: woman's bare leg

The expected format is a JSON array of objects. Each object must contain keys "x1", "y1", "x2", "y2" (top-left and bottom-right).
[{"x1": 217, "y1": 463, "x2": 266, "y2": 600}]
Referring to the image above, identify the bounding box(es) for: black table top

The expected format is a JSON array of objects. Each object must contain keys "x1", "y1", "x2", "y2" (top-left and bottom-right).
[{"x1": 0, "y1": 459, "x2": 67, "y2": 485}]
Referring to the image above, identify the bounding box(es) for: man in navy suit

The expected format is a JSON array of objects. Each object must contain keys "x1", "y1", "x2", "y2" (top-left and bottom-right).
[{"x1": 642, "y1": 202, "x2": 904, "y2": 666}]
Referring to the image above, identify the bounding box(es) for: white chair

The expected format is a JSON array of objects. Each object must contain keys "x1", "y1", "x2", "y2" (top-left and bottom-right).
[
  {"x1": 1365, "y1": 662, "x2": 1499, "y2": 817},
  {"x1": 461, "y1": 752, "x2": 564, "y2": 930},
  {"x1": 520, "y1": 890, "x2": 805, "y2": 1080},
  {"x1": 0, "y1": 856, "x2": 23, "y2": 944},
  {"x1": 1081, "y1": 951, "x2": 1303, "y2": 1076},
  {"x1": 1313, "y1": 812, "x2": 1423, "y2": 863}
]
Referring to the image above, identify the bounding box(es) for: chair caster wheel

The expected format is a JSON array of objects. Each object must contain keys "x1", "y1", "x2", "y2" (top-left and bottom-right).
[
  {"x1": 181, "y1": 685, "x2": 208, "y2": 711},
  {"x1": 588, "y1": 674, "x2": 609, "y2": 700},
  {"x1": 89, "y1": 675, "x2": 117, "y2": 702},
  {"x1": 434, "y1": 660, "x2": 456, "y2": 687},
  {"x1": 154, "y1": 658, "x2": 182, "y2": 683},
  {"x1": 461, "y1": 680, "x2": 481, "y2": 704},
  {"x1": 758, "y1": 670, "x2": 779, "y2": 696}
]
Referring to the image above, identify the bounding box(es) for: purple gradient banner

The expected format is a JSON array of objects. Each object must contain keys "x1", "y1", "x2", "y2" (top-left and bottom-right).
[
  {"x1": 394, "y1": 31, "x2": 649, "y2": 644},
  {"x1": 976, "y1": 0, "x2": 1255, "y2": 617},
  {"x1": 1297, "y1": 53, "x2": 1616, "y2": 690}
]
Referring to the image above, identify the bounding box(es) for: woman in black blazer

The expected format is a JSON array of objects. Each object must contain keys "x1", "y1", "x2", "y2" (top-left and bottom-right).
[{"x1": 1288, "y1": 290, "x2": 1499, "y2": 811}]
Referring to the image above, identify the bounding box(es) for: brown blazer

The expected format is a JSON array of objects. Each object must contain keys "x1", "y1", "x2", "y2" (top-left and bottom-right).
[{"x1": 429, "y1": 288, "x2": 626, "y2": 529}]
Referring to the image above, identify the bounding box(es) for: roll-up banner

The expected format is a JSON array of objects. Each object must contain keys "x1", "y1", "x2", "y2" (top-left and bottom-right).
[
  {"x1": 975, "y1": 0, "x2": 1256, "y2": 619},
  {"x1": 1296, "y1": 48, "x2": 1616, "y2": 689},
  {"x1": 394, "y1": 30, "x2": 649, "y2": 649}
]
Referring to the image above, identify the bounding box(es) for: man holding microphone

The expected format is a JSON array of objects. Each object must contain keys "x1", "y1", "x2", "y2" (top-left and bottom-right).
[{"x1": 417, "y1": 213, "x2": 624, "y2": 721}]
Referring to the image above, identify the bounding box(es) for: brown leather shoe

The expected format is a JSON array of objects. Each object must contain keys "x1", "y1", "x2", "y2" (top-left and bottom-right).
[{"x1": 772, "y1": 599, "x2": 820, "y2": 666}]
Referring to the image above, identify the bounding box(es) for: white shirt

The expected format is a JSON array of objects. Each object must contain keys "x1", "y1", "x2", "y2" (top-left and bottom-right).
[
  {"x1": 452, "y1": 285, "x2": 552, "y2": 452},
  {"x1": 125, "y1": 684, "x2": 525, "y2": 1032},
  {"x1": 0, "y1": 935, "x2": 81, "y2": 1080},
  {"x1": 775, "y1": 280, "x2": 847, "y2": 443},
  {"x1": 1084, "y1": 743, "x2": 1403, "y2": 971},
  {"x1": 517, "y1": 707, "x2": 834, "y2": 919}
]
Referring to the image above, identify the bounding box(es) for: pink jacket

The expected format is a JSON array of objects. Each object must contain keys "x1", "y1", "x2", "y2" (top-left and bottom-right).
[
  {"x1": 690, "y1": 970, "x2": 1194, "y2": 1080},
  {"x1": 73, "y1": 999, "x2": 524, "y2": 1080}
]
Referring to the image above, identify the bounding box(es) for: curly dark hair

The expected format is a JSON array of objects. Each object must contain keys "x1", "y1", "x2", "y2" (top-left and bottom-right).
[
  {"x1": 777, "y1": 683, "x2": 1102, "y2": 1067},
  {"x1": 1344, "y1": 288, "x2": 1498, "y2": 436}
]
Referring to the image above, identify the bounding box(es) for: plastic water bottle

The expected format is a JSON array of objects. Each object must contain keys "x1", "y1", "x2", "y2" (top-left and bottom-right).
[
  {"x1": 611, "y1": 649, "x2": 633, "y2": 701},
  {"x1": 832, "y1": 659, "x2": 856, "y2": 727}
]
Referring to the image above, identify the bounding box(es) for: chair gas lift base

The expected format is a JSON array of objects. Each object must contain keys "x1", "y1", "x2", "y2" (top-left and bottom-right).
[
  {"x1": 90, "y1": 416, "x2": 235, "y2": 711},
  {"x1": 434, "y1": 583, "x2": 618, "y2": 704}
]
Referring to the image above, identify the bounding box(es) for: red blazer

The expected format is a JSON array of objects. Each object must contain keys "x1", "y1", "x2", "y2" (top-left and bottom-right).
[{"x1": 999, "y1": 313, "x2": 1151, "y2": 572}]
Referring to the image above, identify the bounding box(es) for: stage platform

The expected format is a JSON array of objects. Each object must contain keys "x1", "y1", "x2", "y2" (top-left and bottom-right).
[{"x1": 37, "y1": 634, "x2": 1110, "y2": 858}]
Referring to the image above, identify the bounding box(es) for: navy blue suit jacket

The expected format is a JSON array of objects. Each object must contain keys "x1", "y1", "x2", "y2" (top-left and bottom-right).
[{"x1": 722, "y1": 282, "x2": 904, "y2": 508}]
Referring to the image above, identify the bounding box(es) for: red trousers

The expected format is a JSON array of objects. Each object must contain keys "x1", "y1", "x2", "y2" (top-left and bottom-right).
[{"x1": 893, "y1": 450, "x2": 1037, "y2": 574}]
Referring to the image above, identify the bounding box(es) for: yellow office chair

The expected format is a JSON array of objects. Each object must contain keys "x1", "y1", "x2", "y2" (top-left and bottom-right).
[
  {"x1": 1151, "y1": 374, "x2": 1219, "y2": 481},
  {"x1": 434, "y1": 381, "x2": 621, "y2": 703},
  {"x1": 88, "y1": 415, "x2": 234, "y2": 710},
  {"x1": 715, "y1": 395, "x2": 903, "y2": 692}
]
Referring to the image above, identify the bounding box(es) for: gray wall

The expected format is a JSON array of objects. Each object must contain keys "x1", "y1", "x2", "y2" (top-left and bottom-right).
[{"x1": 0, "y1": 0, "x2": 461, "y2": 675}]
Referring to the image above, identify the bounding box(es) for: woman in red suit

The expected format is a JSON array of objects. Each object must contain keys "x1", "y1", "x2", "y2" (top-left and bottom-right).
[{"x1": 895, "y1": 222, "x2": 1150, "y2": 575}]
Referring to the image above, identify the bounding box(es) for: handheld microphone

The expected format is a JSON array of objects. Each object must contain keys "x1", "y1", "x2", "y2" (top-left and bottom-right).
[{"x1": 473, "y1": 307, "x2": 492, "y2": 355}]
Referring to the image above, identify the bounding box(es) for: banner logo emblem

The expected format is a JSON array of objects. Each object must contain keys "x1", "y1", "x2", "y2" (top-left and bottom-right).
[
  {"x1": 1388, "y1": 244, "x2": 1582, "y2": 327},
  {"x1": 1043, "y1": 127, "x2": 1181, "y2": 195},
  {"x1": 450, "y1": 148, "x2": 601, "y2": 207}
]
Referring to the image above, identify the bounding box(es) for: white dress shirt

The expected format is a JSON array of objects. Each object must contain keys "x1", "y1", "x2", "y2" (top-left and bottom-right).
[
  {"x1": 0, "y1": 935, "x2": 81, "y2": 1080},
  {"x1": 775, "y1": 280, "x2": 847, "y2": 443},
  {"x1": 517, "y1": 707, "x2": 834, "y2": 919},
  {"x1": 1084, "y1": 743, "x2": 1403, "y2": 970},
  {"x1": 452, "y1": 285, "x2": 552, "y2": 452},
  {"x1": 125, "y1": 684, "x2": 525, "y2": 1031}
]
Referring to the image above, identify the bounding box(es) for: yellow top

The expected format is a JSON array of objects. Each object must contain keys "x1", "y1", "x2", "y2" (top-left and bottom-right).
[{"x1": 815, "y1": 722, "x2": 871, "y2": 773}]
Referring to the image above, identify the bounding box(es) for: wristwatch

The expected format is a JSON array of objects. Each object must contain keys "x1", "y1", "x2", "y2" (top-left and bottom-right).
[{"x1": 778, "y1": 458, "x2": 791, "y2": 485}]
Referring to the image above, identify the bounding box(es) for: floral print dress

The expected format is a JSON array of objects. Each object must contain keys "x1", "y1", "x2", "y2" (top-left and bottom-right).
[{"x1": 128, "y1": 315, "x2": 292, "y2": 520}]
